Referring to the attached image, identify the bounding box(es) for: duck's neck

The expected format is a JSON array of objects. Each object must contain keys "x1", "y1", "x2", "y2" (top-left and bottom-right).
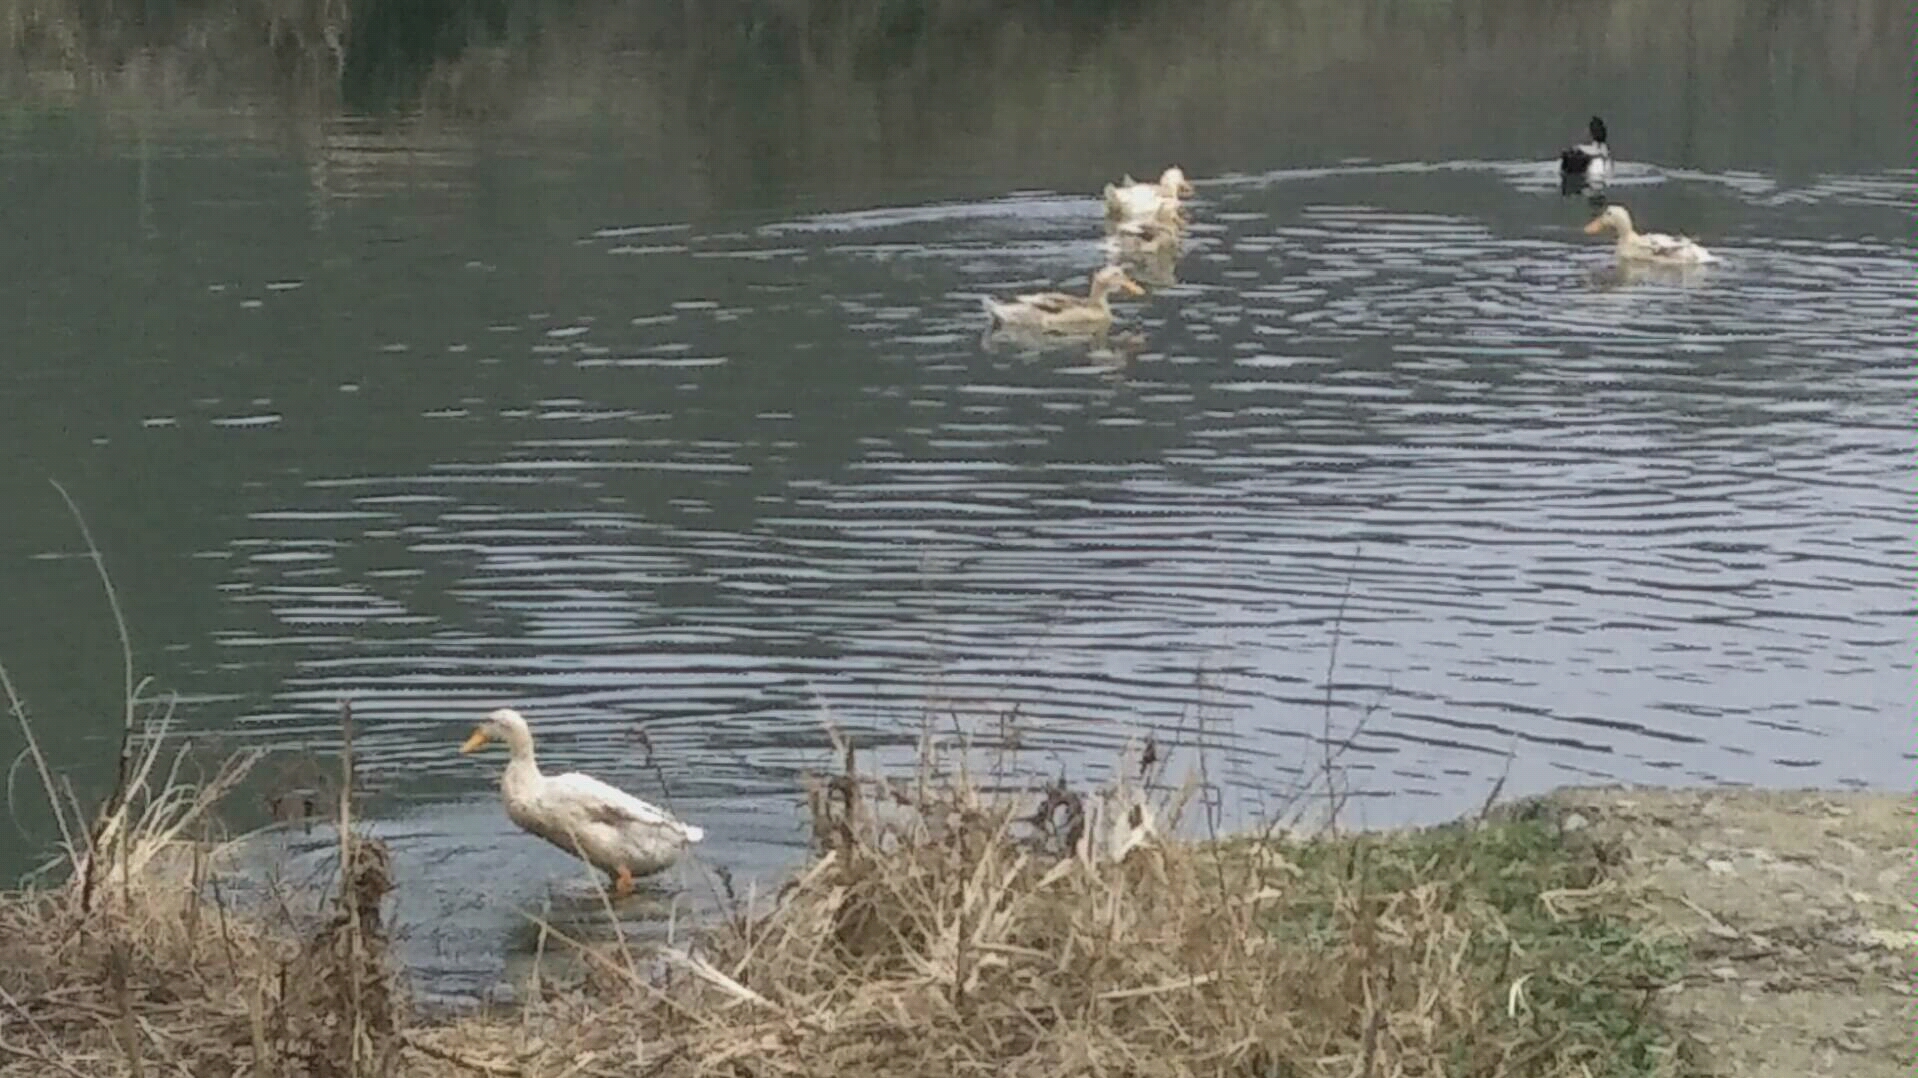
[
  {"x1": 1087, "y1": 282, "x2": 1115, "y2": 307},
  {"x1": 501, "y1": 736, "x2": 543, "y2": 797}
]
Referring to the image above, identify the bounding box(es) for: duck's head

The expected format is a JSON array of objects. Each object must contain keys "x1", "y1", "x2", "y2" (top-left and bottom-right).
[
  {"x1": 1587, "y1": 116, "x2": 1609, "y2": 146},
  {"x1": 461, "y1": 707, "x2": 532, "y2": 755},
  {"x1": 1090, "y1": 265, "x2": 1147, "y2": 299},
  {"x1": 1159, "y1": 167, "x2": 1194, "y2": 198},
  {"x1": 1583, "y1": 205, "x2": 1633, "y2": 236}
]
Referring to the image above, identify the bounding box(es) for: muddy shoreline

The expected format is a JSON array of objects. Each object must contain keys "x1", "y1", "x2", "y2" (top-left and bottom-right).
[{"x1": 1538, "y1": 786, "x2": 1913, "y2": 1077}]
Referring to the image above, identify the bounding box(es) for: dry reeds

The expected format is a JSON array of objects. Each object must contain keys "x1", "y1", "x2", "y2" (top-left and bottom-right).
[
  {"x1": 490, "y1": 729, "x2": 1680, "y2": 1078},
  {"x1": 0, "y1": 696, "x2": 406, "y2": 1078},
  {"x1": 0, "y1": 703, "x2": 1682, "y2": 1078},
  {"x1": 0, "y1": 491, "x2": 405, "y2": 1078}
]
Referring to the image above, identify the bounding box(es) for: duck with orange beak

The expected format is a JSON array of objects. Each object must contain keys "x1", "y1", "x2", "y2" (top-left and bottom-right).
[
  {"x1": 982, "y1": 265, "x2": 1148, "y2": 334},
  {"x1": 1583, "y1": 204, "x2": 1717, "y2": 265},
  {"x1": 460, "y1": 708, "x2": 703, "y2": 896}
]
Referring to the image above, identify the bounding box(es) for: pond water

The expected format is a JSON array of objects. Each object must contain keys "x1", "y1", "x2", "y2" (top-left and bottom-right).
[{"x1": 0, "y1": 0, "x2": 1909, "y2": 1000}]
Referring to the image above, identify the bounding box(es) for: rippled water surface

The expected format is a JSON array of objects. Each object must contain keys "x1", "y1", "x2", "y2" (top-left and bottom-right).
[{"x1": 0, "y1": 0, "x2": 1909, "y2": 998}]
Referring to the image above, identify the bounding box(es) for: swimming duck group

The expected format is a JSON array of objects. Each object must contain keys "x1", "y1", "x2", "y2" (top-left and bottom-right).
[
  {"x1": 453, "y1": 120, "x2": 1724, "y2": 901},
  {"x1": 1559, "y1": 115, "x2": 1715, "y2": 265},
  {"x1": 981, "y1": 166, "x2": 1195, "y2": 334},
  {"x1": 985, "y1": 115, "x2": 1717, "y2": 338}
]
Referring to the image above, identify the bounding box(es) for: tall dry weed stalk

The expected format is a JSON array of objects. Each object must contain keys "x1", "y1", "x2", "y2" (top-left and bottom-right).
[{"x1": 0, "y1": 489, "x2": 399, "y2": 1078}]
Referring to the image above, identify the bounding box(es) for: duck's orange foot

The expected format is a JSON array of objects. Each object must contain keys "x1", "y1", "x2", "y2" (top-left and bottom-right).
[{"x1": 613, "y1": 866, "x2": 635, "y2": 898}]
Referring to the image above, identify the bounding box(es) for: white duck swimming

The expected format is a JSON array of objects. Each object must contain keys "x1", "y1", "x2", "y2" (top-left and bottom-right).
[
  {"x1": 460, "y1": 708, "x2": 703, "y2": 895},
  {"x1": 1559, "y1": 116, "x2": 1611, "y2": 184},
  {"x1": 1582, "y1": 205, "x2": 1717, "y2": 265},
  {"x1": 982, "y1": 265, "x2": 1146, "y2": 333},
  {"x1": 1103, "y1": 167, "x2": 1194, "y2": 226}
]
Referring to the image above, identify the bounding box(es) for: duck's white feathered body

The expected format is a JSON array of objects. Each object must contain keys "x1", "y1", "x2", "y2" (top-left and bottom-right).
[
  {"x1": 1103, "y1": 167, "x2": 1193, "y2": 226},
  {"x1": 464, "y1": 709, "x2": 702, "y2": 892},
  {"x1": 1583, "y1": 205, "x2": 1716, "y2": 266},
  {"x1": 1616, "y1": 231, "x2": 1714, "y2": 264},
  {"x1": 1104, "y1": 180, "x2": 1173, "y2": 222},
  {"x1": 502, "y1": 764, "x2": 703, "y2": 877}
]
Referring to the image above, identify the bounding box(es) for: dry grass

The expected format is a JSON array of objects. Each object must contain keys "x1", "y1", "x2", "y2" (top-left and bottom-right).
[
  {"x1": 0, "y1": 491, "x2": 1686, "y2": 1075},
  {"x1": 412, "y1": 730, "x2": 1690, "y2": 1078},
  {"x1": 12, "y1": 661, "x2": 403, "y2": 1078},
  {"x1": 0, "y1": 696, "x2": 408, "y2": 1078},
  {"x1": 0, "y1": 490, "x2": 405, "y2": 1078},
  {"x1": 0, "y1": 712, "x2": 1692, "y2": 1078},
  {"x1": 0, "y1": 670, "x2": 1690, "y2": 1078}
]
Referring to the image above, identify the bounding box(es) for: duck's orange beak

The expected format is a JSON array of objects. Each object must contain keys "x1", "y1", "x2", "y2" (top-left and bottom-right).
[
  {"x1": 460, "y1": 729, "x2": 490, "y2": 754},
  {"x1": 1120, "y1": 278, "x2": 1146, "y2": 296},
  {"x1": 1582, "y1": 218, "x2": 1606, "y2": 235}
]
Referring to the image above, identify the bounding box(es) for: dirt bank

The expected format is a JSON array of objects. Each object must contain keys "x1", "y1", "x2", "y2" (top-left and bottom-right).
[{"x1": 1548, "y1": 786, "x2": 1913, "y2": 1078}]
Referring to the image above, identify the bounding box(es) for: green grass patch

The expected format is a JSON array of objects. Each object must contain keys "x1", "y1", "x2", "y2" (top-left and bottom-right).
[{"x1": 1223, "y1": 801, "x2": 1691, "y2": 1078}]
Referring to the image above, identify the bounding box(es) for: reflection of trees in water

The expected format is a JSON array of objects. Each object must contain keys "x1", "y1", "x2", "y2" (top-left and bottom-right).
[
  {"x1": 339, "y1": 0, "x2": 521, "y2": 114},
  {"x1": 4, "y1": 0, "x2": 1899, "y2": 111},
  {"x1": 0, "y1": 0, "x2": 1161, "y2": 101},
  {"x1": 0, "y1": 0, "x2": 1901, "y2": 199}
]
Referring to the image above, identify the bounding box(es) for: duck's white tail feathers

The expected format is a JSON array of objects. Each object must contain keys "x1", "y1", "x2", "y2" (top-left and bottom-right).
[
  {"x1": 1682, "y1": 237, "x2": 1720, "y2": 264},
  {"x1": 682, "y1": 823, "x2": 706, "y2": 844},
  {"x1": 982, "y1": 297, "x2": 1011, "y2": 325}
]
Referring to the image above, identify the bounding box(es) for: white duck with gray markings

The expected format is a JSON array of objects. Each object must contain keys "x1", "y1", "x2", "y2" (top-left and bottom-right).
[{"x1": 460, "y1": 708, "x2": 703, "y2": 895}]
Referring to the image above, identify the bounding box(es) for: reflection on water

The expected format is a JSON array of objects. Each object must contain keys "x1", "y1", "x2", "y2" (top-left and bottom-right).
[
  {"x1": 0, "y1": 0, "x2": 1910, "y2": 1000},
  {"x1": 980, "y1": 323, "x2": 1149, "y2": 369},
  {"x1": 1586, "y1": 259, "x2": 1715, "y2": 292},
  {"x1": 1105, "y1": 231, "x2": 1184, "y2": 289}
]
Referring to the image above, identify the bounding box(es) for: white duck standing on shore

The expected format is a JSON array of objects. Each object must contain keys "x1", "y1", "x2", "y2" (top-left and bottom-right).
[
  {"x1": 1104, "y1": 166, "x2": 1194, "y2": 226},
  {"x1": 460, "y1": 708, "x2": 703, "y2": 896},
  {"x1": 1582, "y1": 205, "x2": 1718, "y2": 265}
]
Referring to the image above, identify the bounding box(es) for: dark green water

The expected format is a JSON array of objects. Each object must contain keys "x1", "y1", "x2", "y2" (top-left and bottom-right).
[{"x1": 0, "y1": 0, "x2": 1909, "y2": 999}]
